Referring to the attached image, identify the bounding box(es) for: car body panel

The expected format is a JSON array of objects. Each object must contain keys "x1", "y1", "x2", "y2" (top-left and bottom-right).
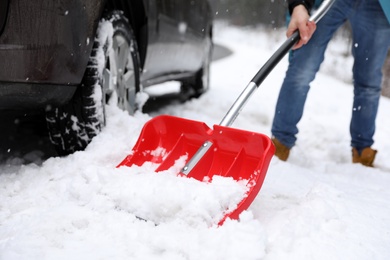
[
  {"x1": 0, "y1": 0, "x2": 10, "y2": 34},
  {"x1": 141, "y1": 0, "x2": 211, "y2": 85},
  {"x1": 0, "y1": 0, "x2": 105, "y2": 85},
  {"x1": 0, "y1": 0, "x2": 212, "y2": 109}
]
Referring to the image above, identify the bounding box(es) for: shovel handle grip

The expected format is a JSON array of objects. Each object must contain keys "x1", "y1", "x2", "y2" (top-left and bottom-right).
[
  {"x1": 219, "y1": 0, "x2": 335, "y2": 127},
  {"x1": 250, "y1": 30, "x2": 299, "y2": 87}
]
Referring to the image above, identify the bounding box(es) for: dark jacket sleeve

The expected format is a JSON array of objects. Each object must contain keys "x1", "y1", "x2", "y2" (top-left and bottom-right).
[{"x1": 288, "y1": 0, "x2": 314, "y2": 14}]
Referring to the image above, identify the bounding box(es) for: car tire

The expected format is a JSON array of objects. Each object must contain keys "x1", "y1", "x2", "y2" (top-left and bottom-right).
[
  {"x1": 180, "y1": 30, "x2": 213, "y2": 100},
  {"x1": 46, "y1": 11, "x2": 141, "y2": 156}
]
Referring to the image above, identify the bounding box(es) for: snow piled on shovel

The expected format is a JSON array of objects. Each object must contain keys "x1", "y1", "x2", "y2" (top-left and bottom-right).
[{"x1": 112, "y1": 163, "x2": 248, "y2": 226}]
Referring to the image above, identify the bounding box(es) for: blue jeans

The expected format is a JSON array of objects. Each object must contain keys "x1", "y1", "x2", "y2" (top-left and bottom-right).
[{"x1": 271, "y1": 0, "x2": 390, "y2": 151}]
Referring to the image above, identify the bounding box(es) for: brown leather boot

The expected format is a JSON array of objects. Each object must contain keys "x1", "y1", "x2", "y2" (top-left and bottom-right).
[
  {"x1": 272, "y1": 137, "x2": 290, "y2": 161},
  {"x1": 352, "y1": 147, "x2": 377, "y2": 167}
]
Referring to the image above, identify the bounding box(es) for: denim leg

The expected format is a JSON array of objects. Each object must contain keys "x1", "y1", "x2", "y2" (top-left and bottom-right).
[
  {"x1": 271, "y1": 51, "x2": 318, "y2": 148},
  {"x1": 271, "y1": 0, "x2": 347, "y2": 148},
  {"x1": 348, "y1": 0, "x2": 390, "y2": 150}
]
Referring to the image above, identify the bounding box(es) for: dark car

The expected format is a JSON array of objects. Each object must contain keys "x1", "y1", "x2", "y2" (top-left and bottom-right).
[{"x1": 0, "y1": 0, "x2": 213, "y2": 155}]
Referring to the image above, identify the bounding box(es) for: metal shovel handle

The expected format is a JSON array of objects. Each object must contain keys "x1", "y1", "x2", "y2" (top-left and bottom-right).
[{"x1": 219, "y1": 0, "x2": 335, "y2": 127}]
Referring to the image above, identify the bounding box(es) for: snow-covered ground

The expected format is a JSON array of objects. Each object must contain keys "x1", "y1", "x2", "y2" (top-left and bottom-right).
[{"x1": 1, "y1": 24, "x2": 390, "y2": 259}]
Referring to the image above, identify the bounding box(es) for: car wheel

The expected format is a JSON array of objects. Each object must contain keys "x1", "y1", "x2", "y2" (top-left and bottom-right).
[
  {"x1": 46, "y1": 11, "x2": 141, "y2": 156},
  {"x1": 180, "y1": 30, "x2": 213, "y2": 100}
]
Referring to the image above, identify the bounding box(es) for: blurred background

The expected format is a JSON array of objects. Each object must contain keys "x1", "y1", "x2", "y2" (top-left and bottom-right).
[
  {"x1": 210, "y1": 0, "x2": 287, "y2": 28},
  {"x1": 209, "y1": 0, "x2": 390, "y2": 98}
]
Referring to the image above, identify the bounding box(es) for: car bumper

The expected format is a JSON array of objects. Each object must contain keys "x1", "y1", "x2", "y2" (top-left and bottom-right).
[{"x1": 0, "y1": 82, "x2": 77, "y2": 109}]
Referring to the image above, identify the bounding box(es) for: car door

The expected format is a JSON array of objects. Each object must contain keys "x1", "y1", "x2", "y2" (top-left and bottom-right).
[{"x1": 142, "y1": 0, "x2": 210, "y2": 84}]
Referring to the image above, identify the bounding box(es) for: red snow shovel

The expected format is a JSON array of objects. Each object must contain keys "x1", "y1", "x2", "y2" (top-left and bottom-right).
[{"x1": 118, "y1": 0, "x2": 335, "y2": 226}]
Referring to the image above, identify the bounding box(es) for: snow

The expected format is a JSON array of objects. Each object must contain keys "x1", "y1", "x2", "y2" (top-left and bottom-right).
[{"x1": 1, "y1": 24, "x2": 390, "y2": 259}]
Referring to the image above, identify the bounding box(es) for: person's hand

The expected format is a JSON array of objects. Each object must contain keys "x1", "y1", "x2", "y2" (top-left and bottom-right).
[{"x1": 287, "y1": 5, "x2": 316, "y2": 49}]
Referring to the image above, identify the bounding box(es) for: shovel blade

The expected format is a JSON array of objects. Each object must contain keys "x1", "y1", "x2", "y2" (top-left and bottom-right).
[{"x1": 118, "y1": 115, "x2": 275, "y2": 225}]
